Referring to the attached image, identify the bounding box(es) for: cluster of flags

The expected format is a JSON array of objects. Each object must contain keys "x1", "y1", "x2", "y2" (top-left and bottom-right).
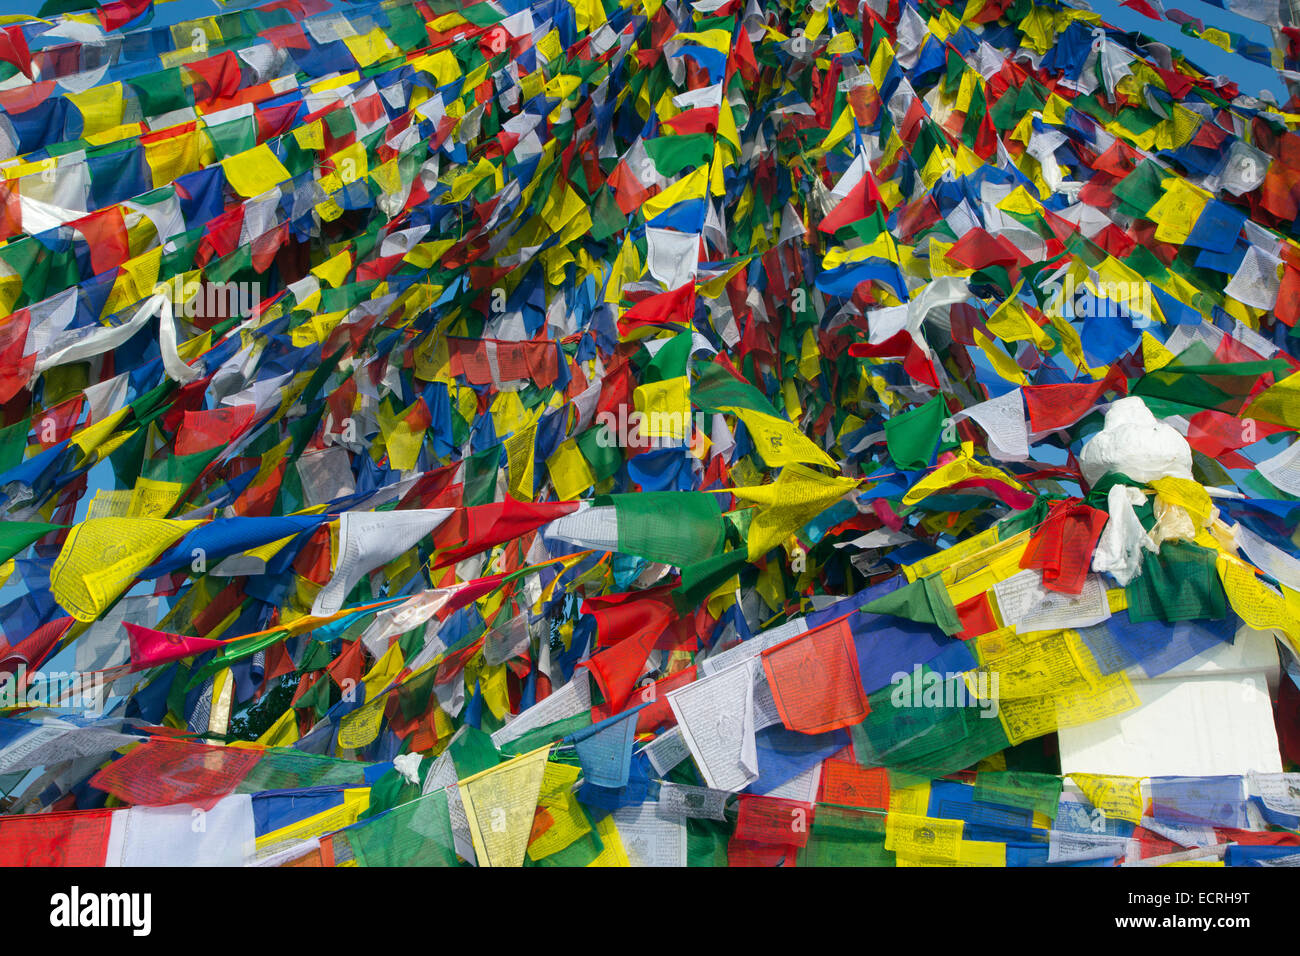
[{"x1": 0, "y1": 0, "x2": 1299, "y2": 867}]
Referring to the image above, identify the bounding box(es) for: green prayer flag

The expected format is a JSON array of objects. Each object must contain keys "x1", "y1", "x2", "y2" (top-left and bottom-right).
[
  {"x1": 0, "y1": 521, "x2": 62, "y2": 565},
  {"x1": 859, "y1": 573, "x2": 962, "y2": 637},
  {"x1": 884, "y1": 395, "x2": 947, "y2": 470},
  {"x1": 344, "y1": 788, "x2": 459, "y2": 866},
  {"x1": 609, "y1": 491, "x2": 723, "y2": 567},
  {"x1": 1125, "y1": 540, "x2": 1227, "y2": 624}
]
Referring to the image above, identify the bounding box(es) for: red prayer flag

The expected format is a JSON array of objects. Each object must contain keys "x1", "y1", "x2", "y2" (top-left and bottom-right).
[
  {"x1": 0, "y1": 616, "x2": 76, "y2": 675},
  {"x1": 953, "y1": 591, "x2": 998, "y2": 641},
  {"x1": 72, "y1": 207, "x2": 130, "y2": 276},
  {"x1": 124, "y1": 622, "x2": 226, "y2": 672},
  {"x1": 432, "y1": 499, "x2": 579, "y2": 568},
  {"x1": 619, "y1": 281, "x2": 696, "y2": 334},
  {"x1": 819, "y1": 174, "x2": 882, "y2": 234},
  {"x1": 88, "y1": 738, "x2": 263, "y2": 811},
  {"x1": 0, "y1": 179, "x2": 20, "y2": 240},
  {"x1": 1120, "y1": 0, "x2": 1163, "y2": 19},
  {"x1": 0, "y1": 26, "x2": 32, "y2": 78},
  {"x1": 1023, "y1": 365, "x2": 1127, "y2": 434},
  {"x1": 175, "y1": 405, "x2": 256, "y2": 456},
  {"x1": 1019, "y1": 498, "x2": 1108, "y2": 594},
  {"x1": 726, "y1": 836, "x2": 797, "y2": 866},
  {"x1": 1277, "y1": 261, "x2": 1300, "y2": 328},
  {"x1": 0, "y1": 809, "x2": 112, "y2": 866},
  {"x1": 945, "y1": 226, "x2": 1025, "y2": 271},
  {"x1": 847, "y1": 330, "x2": 940, "y2": 388},
  {"x1": 96, "y1": 0, "x2": 151, "y2": 31},
  {"x1": 1186, "y1": 408, "x2": 1289, "y2": 459},
  {"x1": 0, "y1": 310, "x2": 31, "y2": 404},
  {"x1": 187, "y1": 50, "x2": 243, "y2": 105},
  {"x1": 761, "y1": 617, "x2": 870, "y2": 735},
  {"x1": 326, "y1": 637, "x2": 365, "y2": 690},
  {"x1": 819, "y1": 754, "x2": 890, "y2": 808},
  {"x1": 579, "y1": 586, "x2": 679, "y2": 712},
  {"x1": 734, "y1": 793, "x2": 814, "y2": 847}
]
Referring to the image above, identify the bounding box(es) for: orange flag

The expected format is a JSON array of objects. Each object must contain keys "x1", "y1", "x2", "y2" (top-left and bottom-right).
[{"x1": 761, "y1": 617, "x2": 869, "y2": 734}]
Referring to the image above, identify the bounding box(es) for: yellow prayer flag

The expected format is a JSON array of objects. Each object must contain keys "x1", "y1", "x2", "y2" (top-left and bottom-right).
[
  {"x1": 104, "y1": 247, "x2": 163, "y2": 316},
  {"x1": 311, "y1": 248, "x2": 354, "y2": 289},
  {"x1": 254, "y1": 789, "x2": 369, "y2": 855},
  {"x1": 1069, "y1": 773, "x2": 1145, "y2": 824},
  {"x1": 293, "y1": 120, "x2": 325, "y2": 151},
  {"x1": 732, "y1": 464, "x2": 860, "y2": 560},
  {"x1": 587, "y1": 812, "x2": 631, "y2": 866},
  {"x1": 505, "y1": 422, "x2": 538, "y2": 502},
  {"x1": 220, "y1": 143, "x2": 290, "y2": 199},
  {"x1": 902, "y1": 453, "x2": 1027, "y2": 508},
  {"x1": 51, "y1": 517, "x2": 204, "y2": 623},
  {"x1": 342, "y1": 26, "x2": 400, "y2": 67},
  {"x1": 1242, "y1": 369, "x2": 1300, "y2": 430},
  {"x1": 381, "y1": 401, "x2": 427, "y2": 472},
  {"x1": 546, "y1": 438, "x2": 597, "y2": 501},
  {"x1": 536, "y1": 29, "x2": 563, "y2": 62},
  {"x1": 480, "y1": 662, "x2": 511, "y2": 720},
  {"x1": 1148, "y1": 178, "x2": 1207, "y2": 245},
  {"x1": 67, "y1": 83, "x2": 125, "y2": 138},
  {"x1": 338, "y1": 693, "x2": 387, "y2": 749},
  {"x1": 1218, "y1": 556, "x2": 1300, "y2": 652},
  {"x1": 722, "y1": 406, "x2": 838, "y2": 469},
  {"x1": 885, "y1": 812, "x2": 964, "y2": 863},
  {"x1": 70, "y1": 406, "x2": 132, "y2": 461},
  {"x1": 826, "y1": 30, "x2": 857, "y2": 54},
  {"x1": 144, "y1": 130, "x2": 203, "y2": 188},
  {"x1": 633, "y1": 375, "x2": 691, "y2": 440},
  {"x1": 255, "y1": 707, "x2": 300, "y2": 748},
  {"x1": 332, "y1": 141, "x2": 369, "y2": 186},
  {"x1": 985, "y1": 295, "x2": 1054, "y2": 350},
  {"x1": 973, "y1": 328, "x2": 1029, "y2": 384},
  {"x1": 363, "y1": 638, "x2": 405, "y2": 695},
  {"x1": 527, "y1": 790, "x2": 592, "y2": 860},
  {"x1": 459, "y1": 745, "x2": 552, "y2": 867}
]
